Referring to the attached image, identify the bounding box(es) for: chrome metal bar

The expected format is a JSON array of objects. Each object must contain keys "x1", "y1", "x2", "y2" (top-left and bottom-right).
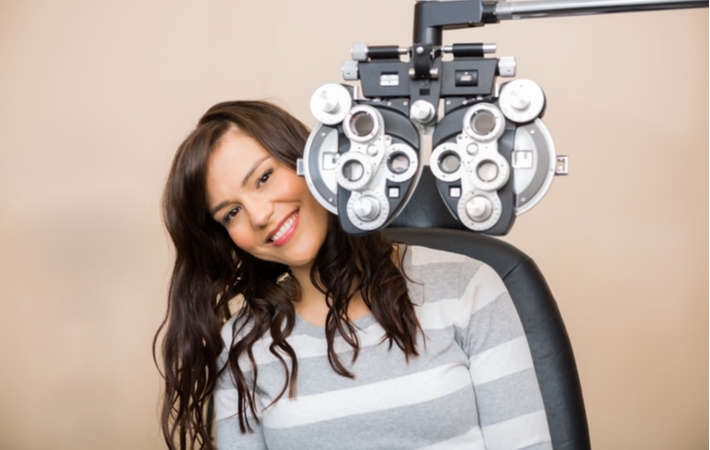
[{"x1": 495, "y1": 0, "x2": 707, "y2": 20}]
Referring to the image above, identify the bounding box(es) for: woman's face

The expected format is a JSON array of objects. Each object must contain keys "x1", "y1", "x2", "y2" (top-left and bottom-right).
[{"x1": 205, "y1": 127, "x2": 330, "y2": 271}]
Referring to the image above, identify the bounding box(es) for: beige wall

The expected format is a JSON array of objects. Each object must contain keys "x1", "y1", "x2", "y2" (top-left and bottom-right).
[{"x1": 0, "y1": 1, "x2": 706, "y2": 449}]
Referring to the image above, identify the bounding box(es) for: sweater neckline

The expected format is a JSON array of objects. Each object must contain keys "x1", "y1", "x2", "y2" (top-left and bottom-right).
[{"x1": 294, "y1": 311, "x2": 378, "y2": 337}]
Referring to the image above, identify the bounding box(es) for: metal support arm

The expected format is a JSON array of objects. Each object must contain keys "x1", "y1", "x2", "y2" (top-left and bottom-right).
[
  {"x1": 494, "y1": 0, "x2": 707, "y2": 20},
  {"x1": 414, "y1": 0, "x2": 708, "y2": 44}
]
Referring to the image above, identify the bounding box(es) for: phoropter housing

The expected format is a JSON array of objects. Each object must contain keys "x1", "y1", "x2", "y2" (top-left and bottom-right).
[{"x1": 298, "y1": 0, "x2": 706, "y2": 236}]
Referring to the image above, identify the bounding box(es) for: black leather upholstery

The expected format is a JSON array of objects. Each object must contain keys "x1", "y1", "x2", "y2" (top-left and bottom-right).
[{"x1": 384, "y1": 167, "x2": 590, "y2": 450}]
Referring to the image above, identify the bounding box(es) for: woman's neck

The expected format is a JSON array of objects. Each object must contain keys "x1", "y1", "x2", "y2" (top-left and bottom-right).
[{"x1": 289, "y1": 265, "x2": 370, "y2": 327}]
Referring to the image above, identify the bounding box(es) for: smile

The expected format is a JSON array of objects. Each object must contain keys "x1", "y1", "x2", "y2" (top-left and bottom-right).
[{"x1": 268, "y1": 210, "x2": 299, "y2": 245}]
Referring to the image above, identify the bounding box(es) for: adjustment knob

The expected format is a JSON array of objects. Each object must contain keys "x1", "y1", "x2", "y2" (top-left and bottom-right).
[
  {"x1": 410, "y1": 99, "x2": 436, "y2": 124},
  {"x1": 499, "y1": 79, "x2": 545, "y2": 124},
  {"x1": 353, "y1": 196, "x2": 380, "y2": 222},
  {"x1": 342, "y1": 60, "x2": 359, "y2": 81},
  {"x1": 508, "y1": 90, "x2": 531, "y2": 111},
  {"x1": 498, "y1": 56, "x2": 516, "y2": 77},
  {"x1": 465, "y1": 196, "x2": 492, "y2": 221},
  {"x1": 314, "y1": 89, "x2": 339, "y2": 113},
  {"x1": 351, "y1": 43, "x2": 369, "y2": 62},
  {"x1": 310, "y1": 84, "x2": 352, "y2": 125}
]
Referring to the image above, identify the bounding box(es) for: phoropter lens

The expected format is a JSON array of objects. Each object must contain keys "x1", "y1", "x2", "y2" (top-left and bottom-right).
[
  {"x1": 342, "y1": 160, "x2": 365, "y2": 182},
  {"x1": 476, "y1": 160, "x2": 499, "y2": 182},
  {"x1": 470, "y1": 110, "x2": 497, "y2": 136},
  {"x1": 350, "y1": 111, "x2": 375, "y2": 138},
  {"x1": 388, "y1": 152, "x2": 410, "y2": 174},
  {"x1": 439, "y1": 152, "x2": 461, "y2": 174}
]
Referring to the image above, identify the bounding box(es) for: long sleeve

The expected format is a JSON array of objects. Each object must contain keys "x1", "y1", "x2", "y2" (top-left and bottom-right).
[
  {"x1": 460, "y1": 262, "x2": 552, "y2": 449},
  {"x1": 213, "y1": 319, "x2": 268, "y2": 450}
]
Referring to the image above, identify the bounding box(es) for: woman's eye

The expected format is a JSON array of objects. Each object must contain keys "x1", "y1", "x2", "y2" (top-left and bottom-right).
[
  {"x1": 257, "y1": 169, "x2": 273, "y2": 186},
  {"x1": 223, "y1": 207, "x2": 241, "y2": 224}
]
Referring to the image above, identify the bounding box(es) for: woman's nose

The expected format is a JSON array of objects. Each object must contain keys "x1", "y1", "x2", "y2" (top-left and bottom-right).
[{"x1": 246, "y1": 198, "x2": 273, "y2": 229}]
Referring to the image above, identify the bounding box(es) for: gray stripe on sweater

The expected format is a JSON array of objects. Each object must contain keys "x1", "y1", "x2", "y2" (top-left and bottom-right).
[
  {"x1": 406, "y1": 259, "x2": 484, "y2": 306},
  {"x1": 217, "y1": 417, "x2": 267, "y2": 450},
  {"x1": 262, "y1": 386, "x2": 478, "y2": 450},
  {"x1": 238, "y1": 327, "x2": 468, "y2": 397},
  {"x1": 457, "y1": 293, "x2": 524, "y2": 356},
  {"x1": 474, "y1": 368, "x2": 545, "y2": 427}
]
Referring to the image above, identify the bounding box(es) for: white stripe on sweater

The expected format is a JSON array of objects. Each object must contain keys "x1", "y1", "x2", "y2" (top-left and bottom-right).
[
  {"x1": 481, "y1": 410, "x2": 552, "y2": 450},
  {"x1": 409, "y1": 247, "x2": 468, "y2": 265},
  {"x1": 263, "y1": 362, "x2": 472, "y2": 428},
  {"x1": 416, "y1": 269, "x2": 506, "y2": 330},
  {"x1": 469, "y1": 335, "x2": 535, "y2": 385}
]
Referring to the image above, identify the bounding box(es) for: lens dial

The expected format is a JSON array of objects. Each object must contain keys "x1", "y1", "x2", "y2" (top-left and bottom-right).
[
  {"x1": 385, "y1": 143, "x2": 418, "y2": 182},
  {"x1": 335, "y1": 152, "x2": 373, "y2": 191},
  {"x1": 468, "y1": 152, "x2": 510, "y2": 192},
  {"x1": 462, "y1": 103, "x2": 505, "y2": 143},
  {"x1": 346, "y1": 190, "x2": 390, "y2": 231},
  {"x1": 343, "y1": 105, "x2": 383, "y2": 144},
  {"x1": 430, "y1": 143, "x2": 463, "y2": 182},
  {"x1": 457, "y1": 190, "x2": 502, "y2": 231}
]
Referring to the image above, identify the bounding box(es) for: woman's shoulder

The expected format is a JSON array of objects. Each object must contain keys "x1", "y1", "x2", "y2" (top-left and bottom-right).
[
  {"x1": 219, "y1": 309, "x2": 254, "y2": 347},
  {"x1": 402, "y1": 244, "x2": 506, "y2": 307},
  {"x1": 403, "y1": 244, "x2": 494, "y2": 278}
]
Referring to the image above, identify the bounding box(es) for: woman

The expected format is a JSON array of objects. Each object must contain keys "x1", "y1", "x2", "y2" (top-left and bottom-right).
[{"x1": 156, "y1": 100, "x2": 552, "y2": 449}]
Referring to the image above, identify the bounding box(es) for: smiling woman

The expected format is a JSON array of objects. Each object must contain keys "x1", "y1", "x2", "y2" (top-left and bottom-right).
[
  {"x1": 155, "y1": 100, "x2": 552, "y2": 450},
  {"x1": 205, "y1": 127, "x2": 329, "y2": 272}
]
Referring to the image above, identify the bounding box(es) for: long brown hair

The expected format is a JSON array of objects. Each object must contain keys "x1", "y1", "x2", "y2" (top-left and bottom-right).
[{"x1": 154, "y1": 100, "x2": 420, "y2": 449}]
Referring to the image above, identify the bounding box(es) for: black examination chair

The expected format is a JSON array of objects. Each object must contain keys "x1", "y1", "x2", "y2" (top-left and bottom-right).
[{"x1": 385, "y1": 168, "x2": 591, "y2": 450}]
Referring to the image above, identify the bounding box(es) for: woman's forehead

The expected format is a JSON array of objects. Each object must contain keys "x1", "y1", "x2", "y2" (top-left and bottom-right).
[
  {"x1": 205, "y1": 131, "x2": 271, "y2": 201},
  {"x1": 211, "y1": 129, "x2": 269, "y2": 168}
]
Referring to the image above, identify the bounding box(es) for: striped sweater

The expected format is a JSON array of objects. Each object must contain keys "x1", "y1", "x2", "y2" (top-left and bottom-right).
[{"x1": 214, "y1": 245, "x2": 552, "y2": 449}]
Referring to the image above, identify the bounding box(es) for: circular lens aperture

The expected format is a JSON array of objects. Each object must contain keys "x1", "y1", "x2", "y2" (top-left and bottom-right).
[
  {"x1": 476, "y1": 160, "x2": 499, "y2": 182},
  {"x1": 388, "y1": 152, "x2": 410, "y2": 174},
  {"x1": 470, "y1": 110, "x2": 497, "y2": 136},
  {"x1": 342, "y1": 160, "x2": 365, "y2": 182},
  {"x1": 350, "y1": 111, "x2": 375, "y2": 138},
  {"x1": 462, "y1": 103, "x2": 505, "y2": 143},
  {"x1": 439, "y1": 152, "x2": 461, "y2": 174}
]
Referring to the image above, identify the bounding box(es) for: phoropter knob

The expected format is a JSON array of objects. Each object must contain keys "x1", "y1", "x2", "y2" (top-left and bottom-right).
[
  {"x1": 410, "y1": 99, "x2": 436, "y2": 124},
  {"x1": 499, "y1": 79, "x2": 545, "y2": 124},
  {"x1": 310, "y1": 84, "x2": 353, "y2": 125},
  {"x1": 342, "y1": 60, "x2": 359, "y2": 81},
  {"x1": 353, "y1": 196, "x2": 380, "y2": 222},
  {"x1": 465, "y1": 196, "x2": 493, "y2": 221}
]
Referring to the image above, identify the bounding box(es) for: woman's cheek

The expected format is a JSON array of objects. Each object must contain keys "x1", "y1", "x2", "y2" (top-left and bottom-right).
[
  {"x1": 278, "y1": 173, "x2": 308, "y2": 198},
  {"x1": 228, "y1": 226, "x2": 253, "y2": 252}
]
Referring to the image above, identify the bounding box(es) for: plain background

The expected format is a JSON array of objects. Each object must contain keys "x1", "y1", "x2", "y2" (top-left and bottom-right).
[{"x1": 0, "y1": 1, "x2": 707, "y2": 449}]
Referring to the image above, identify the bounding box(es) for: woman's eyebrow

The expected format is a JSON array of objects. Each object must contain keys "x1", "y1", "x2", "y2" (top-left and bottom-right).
[
  {"x1": 241, "y1": 155, "x2": 270, "y2": 187},
  {"x1": 209, "y1": 200, "x2": 230, "y2": 218}
]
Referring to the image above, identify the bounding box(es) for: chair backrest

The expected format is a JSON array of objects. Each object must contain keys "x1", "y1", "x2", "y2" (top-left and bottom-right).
[{"x1": 384, "y1": 168, "x2": 590, "y2": 450}]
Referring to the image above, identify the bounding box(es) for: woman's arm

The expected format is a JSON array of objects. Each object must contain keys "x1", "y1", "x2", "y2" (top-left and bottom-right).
[
  {"x1": 462, "y1": 262, "x2": 553, "y2": 450},
  {"x1": 214, "y1": 411, "x2": 266, "y2": 450}
]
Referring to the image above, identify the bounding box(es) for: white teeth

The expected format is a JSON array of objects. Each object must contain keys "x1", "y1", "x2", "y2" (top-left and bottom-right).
[{"x1": 271, "y1": 214, "x2": 297, "y2": 242}]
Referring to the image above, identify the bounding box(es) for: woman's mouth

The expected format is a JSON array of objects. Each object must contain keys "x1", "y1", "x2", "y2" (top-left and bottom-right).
[{"x1": 268, "y1": 211, "x2": 299, "y2": 246}]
